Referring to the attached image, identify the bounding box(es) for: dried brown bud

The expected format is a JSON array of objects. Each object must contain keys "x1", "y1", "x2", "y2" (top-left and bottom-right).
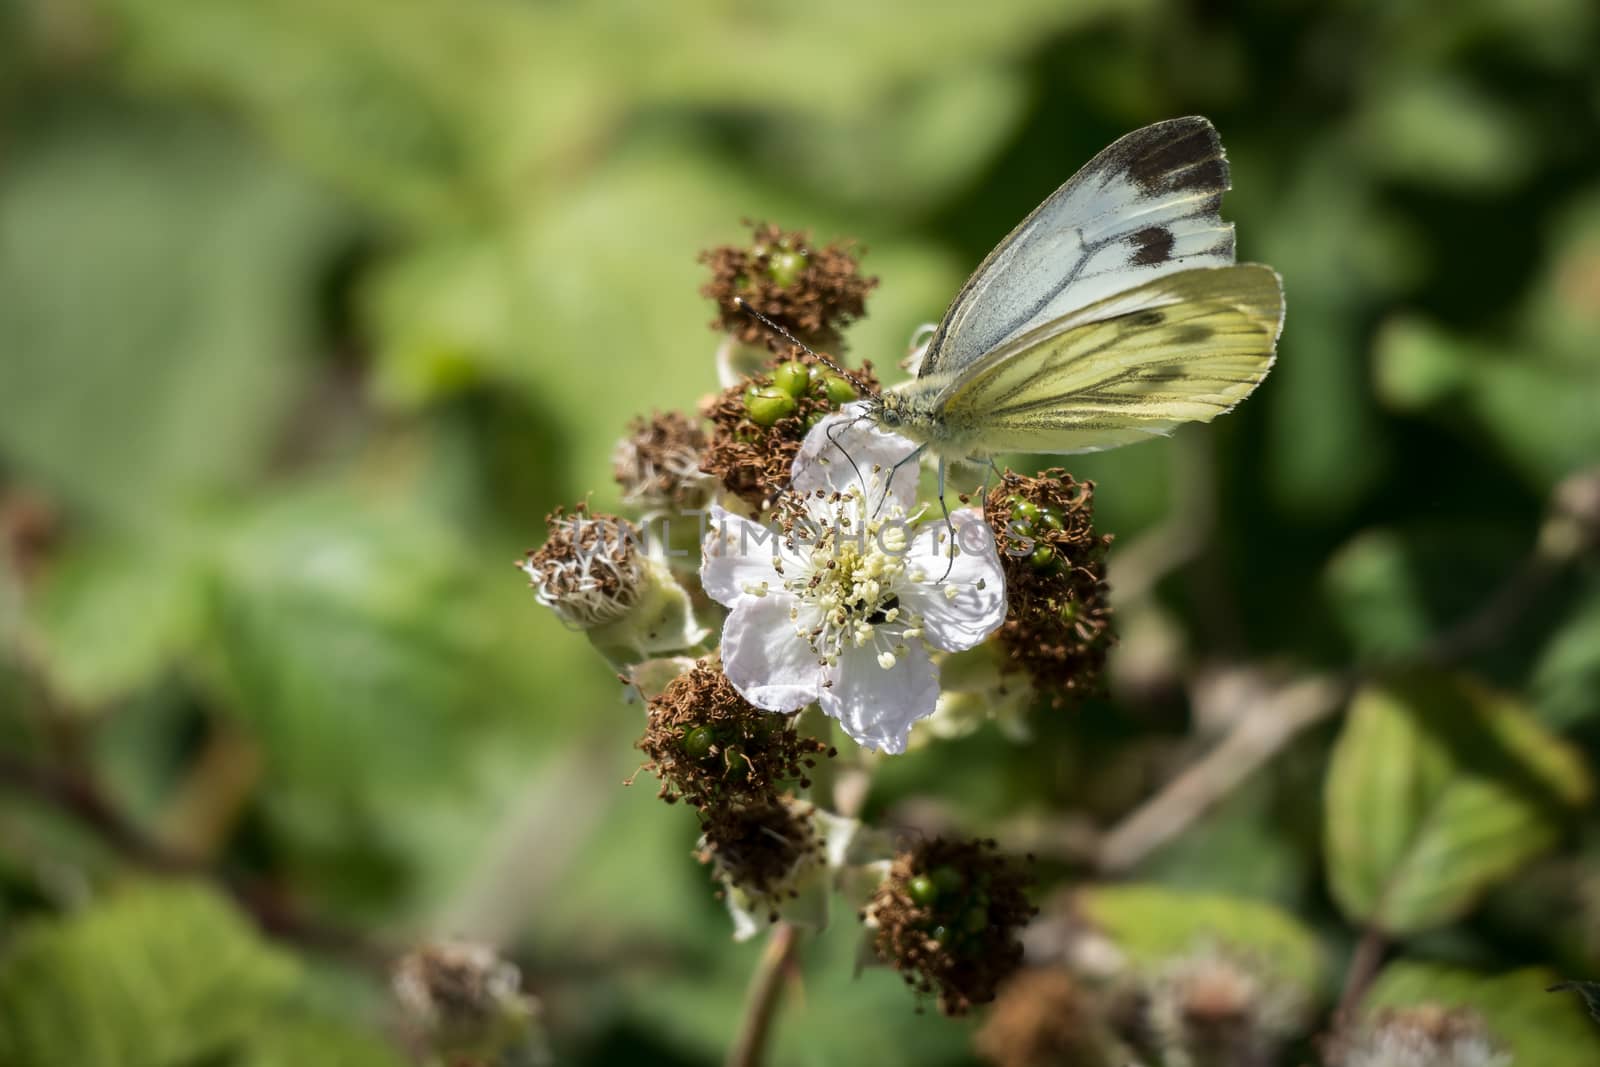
[
  {"x1": 700, "y1": 221, "x2": 876, "y2": 353},
  {"x1": 868, "y1": 837, "x2": 1036, "y2": 1016},
  {"x1": 984, "y1": 470, "x2": 1115, "y2": 706}
]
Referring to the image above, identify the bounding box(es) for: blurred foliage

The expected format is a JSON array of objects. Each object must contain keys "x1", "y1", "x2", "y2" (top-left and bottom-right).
[
  {"x1": 1, "y1": 0, "x2": 1599, "y2": 1064},
  {"x1": 1363, "y1": 962, "x2": 1600, "y2": 1066}
]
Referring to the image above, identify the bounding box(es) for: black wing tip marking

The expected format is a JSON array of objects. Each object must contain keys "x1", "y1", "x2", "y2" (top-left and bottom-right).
[
  {"x1": 1112, "y1": 117, "x2": 1231, "y2": 198},
  {"x1": 1128, "y1": 225, "x2": 1176, "y2": 266}
]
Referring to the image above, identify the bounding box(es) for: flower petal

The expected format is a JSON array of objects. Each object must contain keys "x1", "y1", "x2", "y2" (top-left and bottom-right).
[
  {"x1": 820, "y1": 642, "x2": 939, "y2": 755},
  {"x1": 701, "y1": 504, "x2": 786, "y2": 607},
  {"x1": 899, "y1": 508, "x2": 1008, "y2": 652},
  {"x1": 721, "y1": 593, "x2": 823, "y2": 711},
  {"x1": 792, "y1": 404, "x2": 921, "y2": 514}
]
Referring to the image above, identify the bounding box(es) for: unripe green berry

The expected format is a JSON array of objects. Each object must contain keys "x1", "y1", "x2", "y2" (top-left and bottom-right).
[
  {"x1": 767, "y1": 250, "x2": 805, "y2": 288},
  {"x1": 744, "y1": 385, "x2": 797, "y2": 427},
  {"x1": 907, "y1": 875, "x2": 939, "y2": 906},
  {"x1": 1039, "y1": 507, "x2": 1064, "y2": 532},
  {"x1": 1029, "y1": 545, "x2": 1057, "y2": 572},
  {"x1": 682, "y1": 726, "x2": 716, "y2": 759},
  {"x1": 819, "y1": 373, "x2": 857, "y2": 405},
  {"x1": 1010, "y1": 496, "x2": 1041, "y2": 524},
  {"x1": 723, "y1": 745, "x2": 748, "y2": 778},
  {"x1": 772, "y1": 361, "x2": 810, "y2": 398},
  {"x1": 1058, "y1": 600, "x2": 1081, "y2": 625},
  {"x1": 930, "y1": 866, "x2": 965, "y2": 895}
]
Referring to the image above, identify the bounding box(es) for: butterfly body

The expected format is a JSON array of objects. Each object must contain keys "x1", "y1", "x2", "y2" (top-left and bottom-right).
[{"x1": 871, "y1": 117, "x2": 1284, "y2": 469}]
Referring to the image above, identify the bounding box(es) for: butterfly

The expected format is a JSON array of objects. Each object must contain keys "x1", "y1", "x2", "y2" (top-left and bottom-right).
[{"x1": 867, "y1": 116, "x2": 1283, "y2": 499}]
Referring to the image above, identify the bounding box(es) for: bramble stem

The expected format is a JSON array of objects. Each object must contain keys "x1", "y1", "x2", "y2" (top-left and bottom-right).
[{"x1": 725, "y1": 923, "x2": 800, "y2": 1067}]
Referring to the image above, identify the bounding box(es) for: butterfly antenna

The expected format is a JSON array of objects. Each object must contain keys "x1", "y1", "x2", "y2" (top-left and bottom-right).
[{"x1": 731, "y1": 297, "x2": 876, "y2": 395}]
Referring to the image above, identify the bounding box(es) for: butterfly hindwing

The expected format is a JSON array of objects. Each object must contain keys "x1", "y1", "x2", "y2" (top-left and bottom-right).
[
  {"x1": 919, "y1": 117, "x2": 1236, "y2": 380},
  {"x1": 934, "y1": 264, "x2": 1283, "y2": 455}
]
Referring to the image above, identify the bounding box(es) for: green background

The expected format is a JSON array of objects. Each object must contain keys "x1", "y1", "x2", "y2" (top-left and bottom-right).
[{"x1": 1, "y1": 0, "x2": 1598, "y2": 1064}]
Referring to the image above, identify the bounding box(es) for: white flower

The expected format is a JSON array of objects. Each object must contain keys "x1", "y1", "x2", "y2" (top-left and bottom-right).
[{"x1": 701, "y1": 407, "x2": 1006, "y2": 753}]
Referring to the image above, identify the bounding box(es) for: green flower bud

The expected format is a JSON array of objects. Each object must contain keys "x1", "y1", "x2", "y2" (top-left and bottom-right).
[
  {"x1": 907, "y1": 875, "x2": 939, "y2": 906},
  {"x1": 744, "y1": 385, "x2": 798, "y2": 427},
  {"x1": 767, "y1": 249, "x2": 805, "y2": 288},
  {"x1": 682, "y1": 726, "x2": 716, "y2": 759}
]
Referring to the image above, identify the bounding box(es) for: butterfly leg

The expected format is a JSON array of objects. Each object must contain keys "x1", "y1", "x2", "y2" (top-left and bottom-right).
[
  {"x1": 873, "y1": 442, "x2": 928, "y2": 519},
  {"x1": 936, "y1": 457, "x2": 958, "y2": 582}
]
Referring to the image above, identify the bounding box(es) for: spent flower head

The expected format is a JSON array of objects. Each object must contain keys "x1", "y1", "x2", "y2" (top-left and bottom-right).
[
  {"x1": 866, "y1": 836, "x2": 1036, "y2": 1016},
  {"x1": 393, "y1": 940, "x2": 541, "y2": 1062},
  {"x1": 985, "y1": 470, "x2": 1114, "y2": 705},
  {"x1": 975, "y1": 968, "x2": 1122, "y2": 1067},
  {"x1": 637, "y1": 659, "x2": 833, "y2": 812},
  {"x1": 1327, "y1": 1006, "x2": 1511, "y2": 1067},
  {"x1": 700, "y1": 221, "x2": 877, "y2": 353},
  {"x1": 519, "y1": 504, "x2": 706, "y2": 663},
  {"x1": 612, "y1": 410, "x2": 713, "y2": 510},
  {"x1": 1147, "y1": 944, "x2": 1309, "y2": 1067},
  {"x1": 703, "y1": 409, "x2": 1006, "y2": 753}
]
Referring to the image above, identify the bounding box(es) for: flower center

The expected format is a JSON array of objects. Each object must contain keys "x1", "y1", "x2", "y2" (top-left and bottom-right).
[{"x1": 783, "y1": 488, "x2": 926, "y2": 669}]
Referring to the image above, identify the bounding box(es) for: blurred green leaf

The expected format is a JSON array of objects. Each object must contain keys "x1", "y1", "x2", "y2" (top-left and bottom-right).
[
  {"x1": 197, "y1": 488, "x2": 513, "y2": 787},
  {"x1": 1323, "y1": 530, "x2": 1434, "y2": 660},
  {"x1": 1078, "y1": 884, "x2": 1327, "y2": 999},
  {"x1": 1530, "y1": 586, "x2": 1600, "y2": 730},
  {"x1": 26, "y1": 538, "x2": 206, "y2": 710},
  {"x1": 1355, "y1": 74, "x2": 1533, "y2": 191},
  {"x1": 1324, "y1": 674, "x2": 1592, "y2": 936},
  {"x1": 759, "y1": 65, "x2": 1031, "y2": 221},
  {"x1": 0, "y1": 102, "x2": 347, "y2": 530},
  {"x1": 0, "y1": 881, "x2": 299, "y2": 1067},
  {"x1": 1363, "y1": 962, "x2": 1600, "y2": 1067}
]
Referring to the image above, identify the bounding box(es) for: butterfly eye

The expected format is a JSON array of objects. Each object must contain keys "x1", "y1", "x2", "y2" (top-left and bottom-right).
[{"x1": 880, "y1": 408, "x2": 900, "y2": 426}]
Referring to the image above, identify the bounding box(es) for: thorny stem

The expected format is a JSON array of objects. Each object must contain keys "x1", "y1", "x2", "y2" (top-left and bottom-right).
[
  {"x1": 0, "y1": 750, "x2": 386, "y2": 970},
  {"x1": 725, "y1": 922, "x2": 800, "y2": 1067}
]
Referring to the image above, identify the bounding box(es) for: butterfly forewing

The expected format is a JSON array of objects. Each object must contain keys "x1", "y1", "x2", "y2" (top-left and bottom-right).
[
  {"x1": 935, "y1": 264, "x2": 1283, "y2": 456},
  {"x1": 919, "y1": 117, "x2": 1236, "y2": 380}
]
